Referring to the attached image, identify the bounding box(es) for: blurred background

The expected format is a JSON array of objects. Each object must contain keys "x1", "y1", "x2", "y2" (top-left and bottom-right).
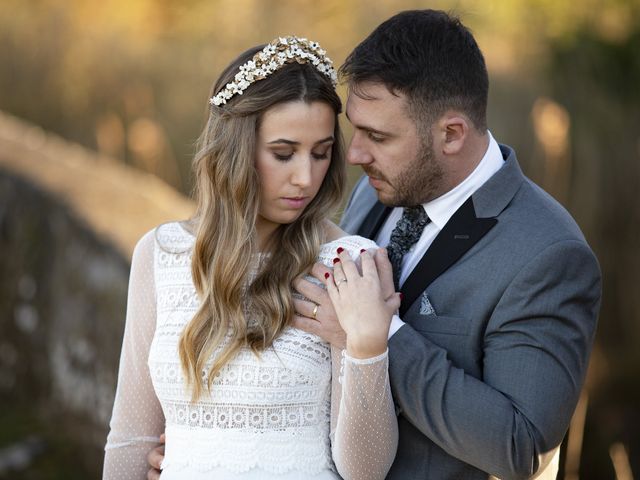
[{"x1": 0, "y1": 0, "x2": 638, "y2": 478}]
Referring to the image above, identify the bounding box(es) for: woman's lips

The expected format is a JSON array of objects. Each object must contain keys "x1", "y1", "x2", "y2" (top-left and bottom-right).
[{"x1": 282, "y1": 197, "x2": 308, "y2": 208}]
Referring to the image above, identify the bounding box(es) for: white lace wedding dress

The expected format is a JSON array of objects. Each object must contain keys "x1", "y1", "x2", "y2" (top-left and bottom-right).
[{"x1": 103, "y1": 222, "x2": 398, "y2": 479}]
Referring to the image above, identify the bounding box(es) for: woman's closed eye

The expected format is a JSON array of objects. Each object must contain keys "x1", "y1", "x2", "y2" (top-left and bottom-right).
[
  {"x1": 311, "y1": 148, "x2": 331, "y2": 160},
  {"x1": 273, "y1": 150, "x2": 294, "y2": 161},
  {"x1": 272, "y1": 149, "x2": 331, "y2": 161}
]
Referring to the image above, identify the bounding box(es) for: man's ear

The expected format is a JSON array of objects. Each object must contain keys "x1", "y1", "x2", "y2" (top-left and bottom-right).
[{"x1": 439, "y1": 114, "x2": 469, "y2": 155}]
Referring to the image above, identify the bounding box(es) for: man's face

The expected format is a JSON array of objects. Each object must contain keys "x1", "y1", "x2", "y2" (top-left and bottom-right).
[{"x1": 345, "y1": 82, "x2": 444, "y2": 207}]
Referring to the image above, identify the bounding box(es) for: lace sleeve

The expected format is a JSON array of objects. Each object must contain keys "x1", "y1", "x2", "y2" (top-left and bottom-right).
[
  {"x1": 324, "y1": 236, "x2": 399, "y2": 480},
  {"x1": 103, "y1": 230, "x2": 165, "y2": 479}
]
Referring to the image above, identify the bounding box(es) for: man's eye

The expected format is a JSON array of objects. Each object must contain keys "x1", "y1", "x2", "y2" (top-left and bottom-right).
[{"x1": 367, "y1": 132, "x2": 385, "y2": 143}]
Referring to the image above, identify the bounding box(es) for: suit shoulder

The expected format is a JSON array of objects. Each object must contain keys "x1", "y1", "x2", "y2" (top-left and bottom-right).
[{"x1": 508, "y1": 179, "x2": 589, "y2": 245}]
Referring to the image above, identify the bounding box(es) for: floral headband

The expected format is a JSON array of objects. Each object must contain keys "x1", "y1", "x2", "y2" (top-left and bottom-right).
[{"x1": 209, "y1": 36, "x2": 338, "y2": 107}]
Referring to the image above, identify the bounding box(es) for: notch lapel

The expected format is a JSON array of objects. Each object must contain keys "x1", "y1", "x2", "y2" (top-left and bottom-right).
[
  {"x1": 399, "y1": 197, "x2": 497, "y2": 316},
  {"x1": 356, "y1": 201, "x2": 392, "y2": 239}
]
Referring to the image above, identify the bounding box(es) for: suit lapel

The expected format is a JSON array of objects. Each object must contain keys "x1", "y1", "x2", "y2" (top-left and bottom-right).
[
  {"x1": 356, "y1": 201, "x2": 392, "y2": 239},
  {"x1": 399, "y1": 197, "x2": 497, "y2": 316}
]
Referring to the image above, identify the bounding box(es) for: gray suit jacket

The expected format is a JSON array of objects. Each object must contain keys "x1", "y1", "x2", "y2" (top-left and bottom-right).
[{"x1": 340, "y1": 145, "x2": 601, "y2": 480}]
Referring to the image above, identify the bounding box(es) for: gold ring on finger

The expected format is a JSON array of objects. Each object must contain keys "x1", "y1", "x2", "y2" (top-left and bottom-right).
[
  {"x1": 311, "y1": 304, "x2": 319, "y2": 320},
  {"x1": 335, "y1": 278, "x2": 348, "y2": 288}
]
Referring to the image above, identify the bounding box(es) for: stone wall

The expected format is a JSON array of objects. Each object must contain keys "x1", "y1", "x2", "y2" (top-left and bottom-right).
[
  {"x1": 0, "y1": 169, "x2": 129, "y2": 475},
  {"x1": 0, "y1": 111, "x2": 194, "y2": 477}
]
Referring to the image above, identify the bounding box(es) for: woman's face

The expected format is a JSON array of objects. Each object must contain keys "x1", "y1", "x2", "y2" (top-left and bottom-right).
[{"x1": 255, "y1": 100, "x2": 335, "y2": 242}]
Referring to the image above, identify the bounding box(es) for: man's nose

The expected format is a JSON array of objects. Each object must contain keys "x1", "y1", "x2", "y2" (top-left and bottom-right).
[{"x1": 346, "y1": 133, "x2": 372, "y2": 165}]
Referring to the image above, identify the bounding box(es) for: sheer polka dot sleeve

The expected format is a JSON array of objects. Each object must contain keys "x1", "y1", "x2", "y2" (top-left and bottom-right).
[
  {"x1": 103, "y1": 230, "x2": 165, "y2": 479},
  {"x1": 330, "y1": 346, "x2": 398, "y2": 480},
  {"x1": 321, "y1": 237, "x2": 399, "y2": 480}
]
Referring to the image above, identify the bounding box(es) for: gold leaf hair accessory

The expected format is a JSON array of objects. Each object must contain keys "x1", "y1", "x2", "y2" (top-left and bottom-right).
[{"x1": 210, "y1": 36, "x2": 338, "y2": 107}]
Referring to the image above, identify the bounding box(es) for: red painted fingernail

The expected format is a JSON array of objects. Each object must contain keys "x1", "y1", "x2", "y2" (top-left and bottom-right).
[
  {"x1": 337, "y1": 247, "x2": 344, "y2": 254},
  {"x1": 324, "y1": 272, "x2": 330, "y2": 279},
  {"x1": 333, "y1": 257, "x2": 340, "y2": 264},
  {"x1": 360, "y1": 249, "x2": 366, "y2": 253},
  {"x1": 399, "y1": 293, "x2": 404, "y2": 300}
]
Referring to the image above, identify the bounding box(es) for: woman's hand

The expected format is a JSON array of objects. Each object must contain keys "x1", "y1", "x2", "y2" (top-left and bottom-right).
[{"x1": 325, "y1": 248, "x2": 401, "y2": 359}]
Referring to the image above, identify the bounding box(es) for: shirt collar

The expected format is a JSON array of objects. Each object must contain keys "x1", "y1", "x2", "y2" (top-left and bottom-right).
[{"x1": 422, "y1": 131, "x2": 504, "y2": 230}]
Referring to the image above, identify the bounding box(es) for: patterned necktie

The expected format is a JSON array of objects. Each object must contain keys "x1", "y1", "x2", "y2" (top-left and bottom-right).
[{"x1": 387, "y1": 206, "x2": 430, "y2": 290}]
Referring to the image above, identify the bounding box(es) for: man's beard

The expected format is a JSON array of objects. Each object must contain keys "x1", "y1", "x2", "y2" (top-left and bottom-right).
[{"x1": 370, "y1": 134, "x2": 444, "y2": 207}]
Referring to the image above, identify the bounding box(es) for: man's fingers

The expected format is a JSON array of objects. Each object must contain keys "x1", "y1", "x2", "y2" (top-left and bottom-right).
[
  {"x1": 146, "y1": 432, "x2": 165, "y2": 479},
  {"x1": 292, "y1": 314, "x2": 319, "y2": 335},
  {"x1": 387, "y1": 292, "x2": 402, "y2": 312},
  {"x1": 359, "y1": 250, "x2": 379, "y2": 278},
  {"x1": 293, "y1": 276, "x2": 328, "y2": 304},
  {"x1": 146, "y1": 443, "x2": 164, "y2": 479},
  {"x1": 293, "y1": 298, "x2": 319, "y2": 319},
  {"x1": 147, "y1": 469, "x2": 161, "y2": 480},
  {"x1": 147, "y1": 444, "x2": 164, "y2": 470},
  {"x1": 375, "y1": 248, "x2": 396, "y2": 299}
]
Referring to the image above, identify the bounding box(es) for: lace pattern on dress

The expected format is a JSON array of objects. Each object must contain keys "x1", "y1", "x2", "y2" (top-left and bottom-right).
[{"x1": 149, "y1": 222, "x2": 341, "y2": 474}]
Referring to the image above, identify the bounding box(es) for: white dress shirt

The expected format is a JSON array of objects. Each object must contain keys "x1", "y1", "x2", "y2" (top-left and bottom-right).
[{"x1": 376, "y1": 132, "x2": 505, "y2": 337}]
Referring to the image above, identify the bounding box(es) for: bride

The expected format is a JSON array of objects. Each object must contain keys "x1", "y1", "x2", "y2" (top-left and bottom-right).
[{"x1": 103, "y1": 36, "x2": 399, "y2": 479}]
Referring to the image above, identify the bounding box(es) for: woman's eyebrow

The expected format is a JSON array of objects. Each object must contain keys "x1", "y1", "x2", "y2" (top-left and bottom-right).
[{"x1": 267, "y1": 136, "x2": 334, "y2": 146}]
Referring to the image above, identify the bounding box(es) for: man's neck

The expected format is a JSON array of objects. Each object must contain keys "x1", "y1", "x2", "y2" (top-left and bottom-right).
[{"x1": 447, "y1": 131, "x2": 490, "y2": 190}]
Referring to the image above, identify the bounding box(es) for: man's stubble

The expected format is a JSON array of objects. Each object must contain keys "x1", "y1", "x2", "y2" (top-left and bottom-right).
[{"x1": 376, "y1": 132, "x2": 444, "y2": 208}]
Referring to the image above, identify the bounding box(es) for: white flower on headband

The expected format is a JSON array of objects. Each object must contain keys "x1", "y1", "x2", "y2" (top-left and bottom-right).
[{"x1": 209, "y1": 36, "x2": 338, "y2": 107}]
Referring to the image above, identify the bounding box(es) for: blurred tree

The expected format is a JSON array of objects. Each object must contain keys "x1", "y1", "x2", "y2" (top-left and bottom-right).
[{"x1": 545, "y1": 14, "x2": 640, "y2": 480}]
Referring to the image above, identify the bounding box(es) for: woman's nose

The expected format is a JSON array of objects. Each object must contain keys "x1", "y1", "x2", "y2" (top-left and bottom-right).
[{"x1": 291, "y1": 158, "x2": 312, "y2": 187}]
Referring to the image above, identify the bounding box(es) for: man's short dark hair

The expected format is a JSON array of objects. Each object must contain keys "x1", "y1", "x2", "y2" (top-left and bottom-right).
[{"x1": 340, "y1": 9, "x2": 488, "y2": 132}]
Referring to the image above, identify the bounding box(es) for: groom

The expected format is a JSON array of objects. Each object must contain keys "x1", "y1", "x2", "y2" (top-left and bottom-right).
[{"x1": 293, "y1": 9, "x2": 601, "y2": 480}]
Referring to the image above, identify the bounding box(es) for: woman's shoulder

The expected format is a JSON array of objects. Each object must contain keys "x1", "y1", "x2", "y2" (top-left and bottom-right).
[{"x1": 133, "y1": 220, "x2": 194, "y2": 258}]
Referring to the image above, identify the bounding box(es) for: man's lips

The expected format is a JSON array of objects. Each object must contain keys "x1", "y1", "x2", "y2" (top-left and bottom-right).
[
  {"x1": 364, "y1": 168, "x2": 387, "y2": 189},
  {"x1": 367, "y1": 176, "x2": 385, "y2": 189}
]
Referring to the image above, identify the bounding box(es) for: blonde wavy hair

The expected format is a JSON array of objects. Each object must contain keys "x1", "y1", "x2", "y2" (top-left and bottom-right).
[{"x1": 179, "y1": 45, "x2": 346, "y2": 401}]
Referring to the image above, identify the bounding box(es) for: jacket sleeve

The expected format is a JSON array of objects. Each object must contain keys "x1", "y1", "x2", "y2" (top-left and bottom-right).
[{"x1": 388, "y1": 239, "x2": 601, "y2": 480}]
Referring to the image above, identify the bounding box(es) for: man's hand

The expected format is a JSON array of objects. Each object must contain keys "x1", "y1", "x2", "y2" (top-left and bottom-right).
[
  {"x1": 292, "y1": 261, "x2": 347, "y2": 349},
  {"x1": 146, "y1": 433, "x2": 164, "y2": 480}
]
